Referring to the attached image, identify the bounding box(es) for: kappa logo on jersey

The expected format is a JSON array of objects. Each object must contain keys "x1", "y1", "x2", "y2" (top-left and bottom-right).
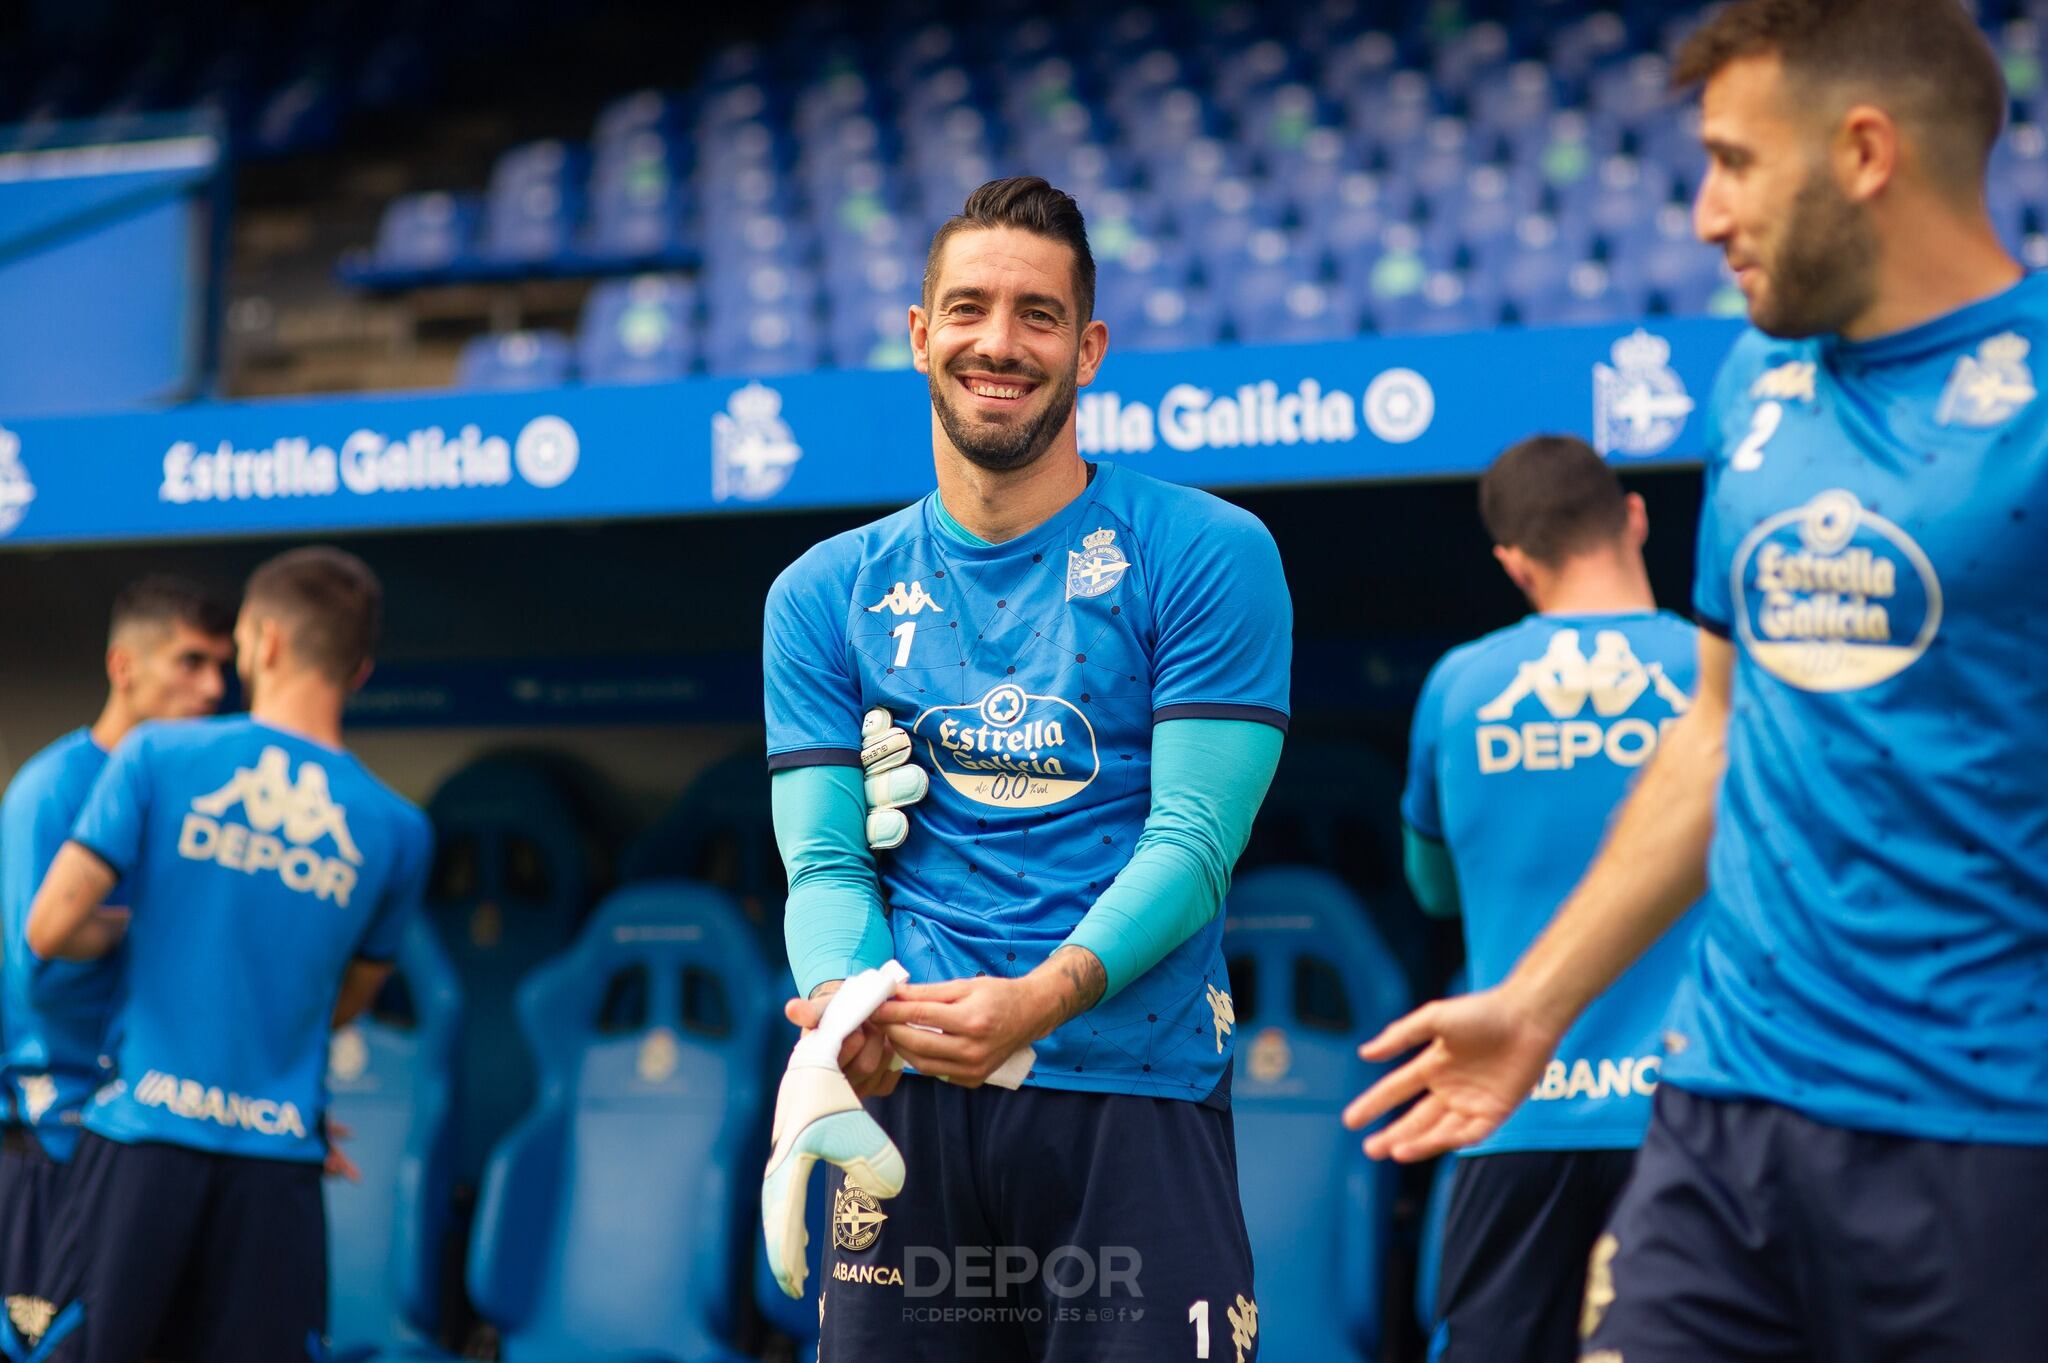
[
  {"x1": 866, "y1": 580, "x2": 944, "y2": 615},
  {"x1": 0, "y1": 426, "x2": 33, "y2": 538},
  {"x1": 1732, "y1": 489, "x2": 1943, "y2": 691},
  {"x1": 178, "y1": 746, "x2": 365, "y2": 905},
  {"x1": 1475, "y1": 629, "x2": 1691, "y2": 774},
  {"x1": 1066, "y1": 527, "x2": 1131, "y2": 600},
  {"x1": 712, "y1": 382, "x2": 803, "y2": 503},
  {"x1": 912, "y1": 683, "x2": 1100, "y2": 809},
  {"x1": 1749, "y1": 360, "x2": 1817, "y2": 404},
  {"x1": 1593, "y1": 330, "x2": 1695, "y2": 457},
  {"x1": 1936, "y1": 331, "x2": 2037, "y2": 427}
]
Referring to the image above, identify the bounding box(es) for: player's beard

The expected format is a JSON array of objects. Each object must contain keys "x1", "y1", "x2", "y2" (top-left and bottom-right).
[
  {"x1": 930, "y1": 354, "x2": 1079, "y2": 474},
  {"x1": 1748, "y1": 165, "x2": 1879, "y2": 339}
]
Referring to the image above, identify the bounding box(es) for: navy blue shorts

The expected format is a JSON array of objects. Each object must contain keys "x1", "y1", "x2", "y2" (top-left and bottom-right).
[
  {"x1": 1583, "y1": 1086, "x2": 2048, "y2": 1362},
  {"x1": 39, "y1": 1132, "x2": 327, "y2": 1363},
  {"x1": 819, "y1": 1076, "x2": 1259, "y2": 1362},
  {"x1": 1430, "y1": 1147, "x2": 1635, "y2": 1363},
  {"x1": 0, "y1": 1128, "x2": 68, "y2": 1351}
]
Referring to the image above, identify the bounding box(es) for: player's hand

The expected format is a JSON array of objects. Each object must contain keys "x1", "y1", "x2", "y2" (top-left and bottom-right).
[
  {"x1": 862, "y1": 707, "x2": 928, "y2": 852},
  {"x1": 323, "y1": 1119, "x2": 362, "y2": 1182},
  {"x1": 1340, "y1": 986, "x2": 1562, "y2": 1163},
  {"x1": 871, "y1": 976, "x2": 1053, "y2": 1087},
  {"x1": 785, "y1": 983, "x2": 901, "y2": 1099}
]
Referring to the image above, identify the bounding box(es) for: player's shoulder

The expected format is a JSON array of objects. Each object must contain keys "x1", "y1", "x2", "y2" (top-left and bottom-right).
[
  {"x1": 343, "y1": 755, "x2": 431, "y2": 839},
  {"x1": 5, "y1": 728, "x2": 99, "y2": 800},
  {"x1": 1438, "y1": 614, "x2": 1554, "y2": 676},
  {"x1": 770, "y1": 498, "x2": 930, "y2": 600},
  {"x1": 1102, "y1": 463, "x2": 1272, "y2": 544}
]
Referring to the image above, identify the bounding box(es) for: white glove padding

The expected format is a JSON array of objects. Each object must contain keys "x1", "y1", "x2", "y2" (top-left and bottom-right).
[
  {"x1": 861, "y1": 707, "x2": 927, "y2": 852},
  {"x1": 762, "y1": 961, "x2": 912, "y2": 1300}
]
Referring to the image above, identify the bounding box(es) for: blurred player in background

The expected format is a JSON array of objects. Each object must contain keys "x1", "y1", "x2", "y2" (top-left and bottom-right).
[
  {"x1": 1400, "y1": 436, "x2": 1697, "y2": 1363},
  {"x1": 0, "y1": 576, "x2": 235, "y2": 1348},
  {"x1": 26, "y1": 547, "x2": 432, "y2": 1363},
  {"x1": 1347, "y1": 2, "x2": 2048, "y2": 1358},
  {"x1": 765, "y1": 176, "x2": 1290, "y2": 1360}
]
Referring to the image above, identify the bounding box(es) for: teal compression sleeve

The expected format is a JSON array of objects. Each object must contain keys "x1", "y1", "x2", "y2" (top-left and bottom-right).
[
  {"x1": 1063, "y1": 718, "x2": 1284, "y2": 999},
  {"x1": 1403, "y1": 822, "x2": 1462, "y2": 920},
  {"x1": 772, "y1": 764, "x2": 896, "y2": 998}
]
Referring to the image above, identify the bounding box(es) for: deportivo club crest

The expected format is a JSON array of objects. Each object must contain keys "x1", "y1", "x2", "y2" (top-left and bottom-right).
[
  {"x1": 0, "y1": 427, "x2": 33, "y2": 539},
  {"x1": 1593, "y1": 329, "x2": 1695, "y2": 457},
  {"x1": 831, "y1": 1184, "x2": 888, "y2": 1252},
  {"x1": 711, "y1": 381, "x2": 803, "y2": 503},
  {"x1": 1936, "y1": 332, "x2": 2037, "y2": 428},
  {"x1": 1066, "y1": 527, "x2": 1130, "y2": 601}
]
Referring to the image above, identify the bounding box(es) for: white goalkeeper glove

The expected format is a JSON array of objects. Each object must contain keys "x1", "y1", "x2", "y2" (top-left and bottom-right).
[
  {"x1": 762, "y1": 961, "x2": 911, "y2": 1300},
  {"x1": 861, "y1": 706, "x2": 927, "y2": 852}
]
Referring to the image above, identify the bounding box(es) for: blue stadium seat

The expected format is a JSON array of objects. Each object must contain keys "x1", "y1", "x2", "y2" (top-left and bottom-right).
[
  {"x1": 579, "y1": 274, "x2": 697, "y2": 385},
  {"x1": 454, "y1": 331, "x2": 574, "y2": 392},
  {"x1": 424, "y1": 757, "x2": 596, "y2": 1186},
  {"x1": 371, "y1": 192, "x2": 478, "y2": 276},
  {"x1": 618, "y1": 752, "x2": 785, "y2": 929},
  {"x1": 326, "y1": 918, "x2": 462, "y2": 1363},
  {"x1": 704, "y1": 308, "x2": 825, "y2": 376},
  {"x1": 480, "y1": 140, "x2": 586, "y2": 267},
  {"x1": 1111, "y1": 285, "x2": 1223, "y2": 352},
  {"x1": 1224, "y1": 866, "x2": 1413, "y2": 1363},
  {"x1": 465, "y1": 882, "x2": 775, "y2": 1363},
  {"x1": 587, "y1": 131, "x2": 689, "y2": 262}
]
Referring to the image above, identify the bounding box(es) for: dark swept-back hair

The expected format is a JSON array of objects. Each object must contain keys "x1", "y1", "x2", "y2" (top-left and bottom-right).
[
  {"x1": 922, "y1": 176, "x2": 1096, "y2": 322},
  {"x1": 107, "y1": 574, "x2": 236, "y2": 647},
  {"x1": 1479, "y1": 435, "x2": 1631, "y2": 565},
  {"x1": 243, "y1": 546, "x2": 383, "y2": 685},
  {"x1": 1673, "y1": 0, "x2": 2004, "y2": 197}
]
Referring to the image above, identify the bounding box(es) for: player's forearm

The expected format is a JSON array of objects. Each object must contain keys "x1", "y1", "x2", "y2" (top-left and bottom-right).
[
  {"x1": 1403, "y1": 824, "x2": 1462, "y2": 920},
  {"x1": 772, "y1": 766, "x2": 894, "y2": 998},
  {"x1": 25, "y1": 842, "x2": 118, "y2": 960},
  {"x1": 332, "y1": 960, "x2": 394, "y2": 1028},
  {"x1": 1503, "y1": 693, "x2": 1725, "y2": 1035}
]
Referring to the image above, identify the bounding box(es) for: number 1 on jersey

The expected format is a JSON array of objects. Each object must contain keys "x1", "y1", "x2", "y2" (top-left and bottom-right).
[
  {"x1": 1189, "y1": 1299, "x2": 1210, "y2": 1358},
  {"x1": 891, "y1": 621, "x2": 916, "y2": 667}
]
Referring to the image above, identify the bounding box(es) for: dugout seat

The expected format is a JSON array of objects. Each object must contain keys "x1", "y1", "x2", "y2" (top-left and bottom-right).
[
  {"x1": 325, "y1": 918, "x2": 463, "y2": 1362},
  {"x1": 465, "y1": 882, "x2": 776, "y2": 1363},
  {"x1": 425, "y1": 757, "x2": 596, "y2": 1186},
  {"x1": 618, "y1": 752, "x2": 786, "y2": 932},
  {"x1": 1224, "y1": 865, "x2": 1413, "y2": 1363},
  {"x1": 750, "y1": 972, "x2": 824, "y2": 1363},
  {"x1": 455, "y1": 330, "x2": 574, "y2": 391}
]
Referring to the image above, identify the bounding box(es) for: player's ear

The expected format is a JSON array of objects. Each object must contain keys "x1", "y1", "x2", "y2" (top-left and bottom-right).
[
  {"x1": 1625, "y1": 492, "x2": 1649, "y2": 548},
  {"x1": 1835, "y1": 103, "x2": 1898, "y2": 203},
  {"x1": 1077, "y1": 317, "x2": 1109, "y2": 387},
  {"x1": 348, "y1": 658, "x2": 375, "y2": 694},
  {"x1": 105, "y1": 642, "x2": 133, "y2": 694},
  {"x1": 909, "y1": 304, "x2": 931, "y2": 375},
  {"x1": 1493, "y1": 544, "x2": 1536, "y2": 596}
]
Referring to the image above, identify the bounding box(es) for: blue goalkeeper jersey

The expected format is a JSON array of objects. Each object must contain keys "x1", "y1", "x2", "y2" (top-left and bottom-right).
[
  {"x1": 69, "y1": 716, "x2": 431, "y2": 1162},
  {"x1": 1405, "y1": 611, "x2": 1701, "y2": 1153},
  {"x1": 0, "y1": 728, "x2": 123, "y2": 1160},
  {"x1": 765, "y1": 461, "x2": 1292, "y2": 1106},
  {"x1": 1666, "y1": 272, "x2": 2048, "y2": 1143}
]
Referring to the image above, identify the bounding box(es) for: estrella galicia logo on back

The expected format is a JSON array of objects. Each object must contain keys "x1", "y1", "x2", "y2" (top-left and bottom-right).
[
  {"x1": 179, "y1": 746, "x2": 366, "y2": 904},
  {"x1": 1732, "y1": 489, "x2": 1943, "y2": 691},
  {"x1": 912, "y1": 683, "x2": 1100, "y2": 808}
]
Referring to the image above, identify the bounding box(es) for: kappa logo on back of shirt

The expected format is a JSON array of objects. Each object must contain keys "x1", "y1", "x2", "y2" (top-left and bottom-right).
[
  {"x1": 178, "y1": 745, "x2": 366, "y2": 905},
  {"x1": 1475, "y1": 629, "x2": 1690, "y2": 774}
]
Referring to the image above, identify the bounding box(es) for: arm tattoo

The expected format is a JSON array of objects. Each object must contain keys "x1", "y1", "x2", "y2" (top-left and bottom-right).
[{"x1": 1046, "y1": 945, "x2": 1107, "y2": 1025}]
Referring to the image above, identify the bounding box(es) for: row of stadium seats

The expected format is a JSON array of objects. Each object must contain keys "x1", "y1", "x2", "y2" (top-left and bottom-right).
[{"x1": 326, "y1": 864, "x2": 1416, "y2": 1361}]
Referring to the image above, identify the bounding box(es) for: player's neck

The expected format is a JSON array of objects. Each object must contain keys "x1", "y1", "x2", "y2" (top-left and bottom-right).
[
  {"x1": 932, "y1": 439, "x2": 1089, "y2": 545},
  {"x1": 1531, "y1": 553, "x2": 1655, "y2": 616},
  {"x1": 1841, "y1": 207, "x2": 2024, "y2": 342},
  {"x1": 89, "y1": 695, "x2": 137, "y2": 752},
  {"x1": 248, "y1": 673, "x2": 348, "y2": 750}
]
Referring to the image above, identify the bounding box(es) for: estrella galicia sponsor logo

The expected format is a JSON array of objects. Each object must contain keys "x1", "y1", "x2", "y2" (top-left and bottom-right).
[
  {"x1": 1732, "y1": 489, "x2": 1942, "y2": 691},
  {"x1": 179, "y1": 746, "x2": 365, "y2": 905},
  {"x1": 0, "y1": 427, "x2": 33, "y2": 537},
  {"x1": 1475, "y1": 628, "x2": 1691, "y2": 774},
  {"x1": 158, "y1": 415, "x2": 581, "y2": 505},
  {"x1": 912, "y1": 683, "x2": 1099, "y2": 809},
  {"x1": 1065, "y1": 527, "x2": 1129, "y2": 600},
  {"x1": 712, "y1": 381, "x2": 802, "y2": 502},
  {"x1": 131, "y1": 1069, "x2": 308, "y2": 1138},
  {"x1": 1076, "y1": 370, "x2": 1435, "y2": 454},
  {"x1": 1593, "y1": 329, "x2": 1694, "y2": 457}
]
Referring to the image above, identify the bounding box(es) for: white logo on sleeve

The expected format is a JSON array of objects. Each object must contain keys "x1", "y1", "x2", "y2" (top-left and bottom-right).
[
  {"x1": 1936, "y1": 332, "x2": 2036, "y2": 428},
  {"x1": 1593, "y1": 330, "x2": 1695, "y2": 457},
  {"x1": 866, "y1": 581, "x2": 944, "y2": 615},
  {"x1": 180, "y1": 746, "x2": 365, "y2": 904},
  {"x1": 712, "y1": 382, "x2": 803, "y2": 502},
  {"x1": 1476, "y1": 629, "x2": 1690, "y2": 773}
]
